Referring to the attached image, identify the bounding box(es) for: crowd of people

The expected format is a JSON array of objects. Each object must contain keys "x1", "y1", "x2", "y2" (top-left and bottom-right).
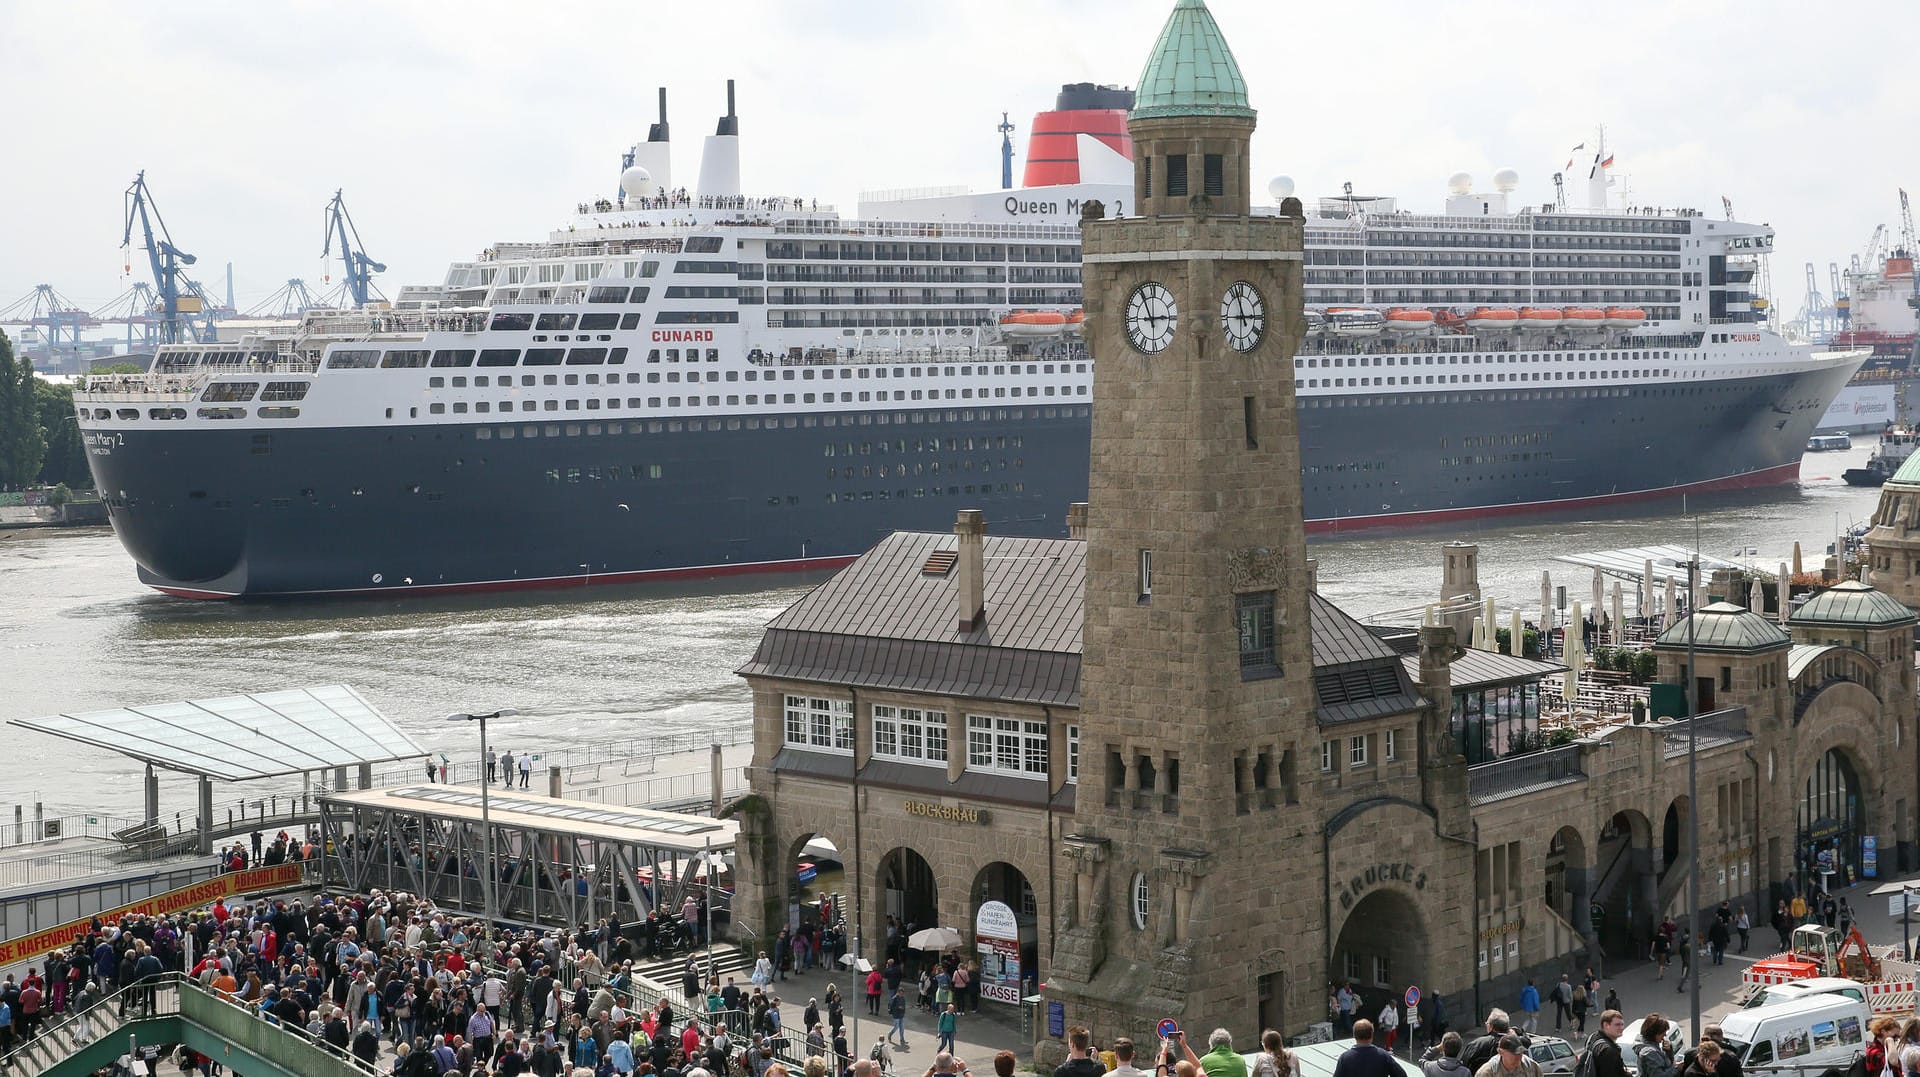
[{"x1": 0, "y1": 884, "x2": 968, "y2": 1077}]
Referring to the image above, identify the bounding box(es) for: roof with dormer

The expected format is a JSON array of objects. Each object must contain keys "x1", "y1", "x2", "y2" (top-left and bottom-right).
[
  {"x1": 1132, "y1": 0, "x2": 1255, "y2": 121},
  {"x1": 1653, "y1": 601, "x2": 1792, "y2": 654},
  {"x1": 1789, "y1": 580, "x2": 1918, "y2": 629}
]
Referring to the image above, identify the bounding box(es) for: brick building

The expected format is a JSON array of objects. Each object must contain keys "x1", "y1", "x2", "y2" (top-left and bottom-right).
[{"x1": 727, "y1": 0, "x2": 1920, "y2": 1052}]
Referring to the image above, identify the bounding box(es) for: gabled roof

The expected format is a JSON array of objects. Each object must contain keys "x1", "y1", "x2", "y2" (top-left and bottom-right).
[
  {"x1": 1132, "y1": 0, "x2": 1255, "y2": 121},
  {"x1": 1789, "y1": 580, "x2": 1918, "y2": 629},
  {"x1": 1654, "y1": 602, "x2": 1792, "y2": 654}
]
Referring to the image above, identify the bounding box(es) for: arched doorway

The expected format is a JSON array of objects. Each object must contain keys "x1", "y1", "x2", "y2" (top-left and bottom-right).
[
  {"x1": 879, "y1": 846, "x2": 939, "y2": 962},
  {"x1": 971, "y1": 862, "x2": 1037, "y2": 1004},
  {"x1": 784, "y1": 833, "x2": 846, "y2": 935},
  {"x1": 1545, "y1": 826, "x2": 1589, "y2": 927},
  {"x1": 1799, "y1": 750, "x2": 1866, "y2": 888},
  {"x1": 1593, "y1": 810, "x2": 1655, "y2": 958},
  {"x1": 1331, "y1": 890, "x2": 1429, "y2": 1031},
  {"x1": 1662, "y1": 795, "x2": 1692, "y2": 883}
]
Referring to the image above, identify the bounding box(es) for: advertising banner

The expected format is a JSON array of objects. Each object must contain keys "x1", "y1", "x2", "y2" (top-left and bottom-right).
[
  {"x1": 0, "y1": 863, "x2": 304, "y2": 967},
  {"x1": 975, "y1": 899, "x2": 1022, "y2": 1004}
]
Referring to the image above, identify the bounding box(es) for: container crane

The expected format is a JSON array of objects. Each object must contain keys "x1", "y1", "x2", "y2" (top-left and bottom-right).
[
  {"x1": 90, "y1": 282, "x2": 164, "y2": 350},
  {"x1": 244, "y1": 279, "x2": 326, "y2": 319},
  {"x1": 0, "y1": 284, "x2": 102, "y2": 356},
  {"x1": 122, "y1": 171, "x2": 214, "y2": 345},
  {"x1": 321, "y1": 190, "x2": 385, "y2": 308}
]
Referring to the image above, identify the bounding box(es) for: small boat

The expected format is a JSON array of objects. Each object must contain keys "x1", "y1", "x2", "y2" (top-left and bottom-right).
[
  {"x1": 1064, "y1": 309, "x2": 1086, "y2": 335},
  {"x1": 1326, "y1": 307, "x2": 1385, "y2": 337},
  {"x1": 1304, "y1": 309, "x2": 1330, "y2": 335},
  {"x1": 1563, "y1": 307, "x2": 1607, "y2": 330},
  {"x1": 1842, "y1": 429, "x2": 1919, "y2": 486},
  {"x1": 1465, "y1": 307, "x2": 1519, "y2": 330},
  {"x1": 1602, "y1": 306, "x2": 1647, "y2": 328},
  {"x1": 1806, "y1": 433, "x2": 1852, "y2": 452},
  {"x1": 1517, "y1": 307, "x2": 1564, "y2": 329},
  {"x1": 1385, "y1": 308, "x2": 1436, "y2": 333},
  {"x1": 999, "y1": 310, "x2": 1068, "y2": 337}
]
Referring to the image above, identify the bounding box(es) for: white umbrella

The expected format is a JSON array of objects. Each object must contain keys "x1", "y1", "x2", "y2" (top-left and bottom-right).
[
  {"x1": 1664, "y1": 577, "x2": 1677, "y2": 627},
  {"x1": 1611, "y1": 583, "x2": 1624, "y2": 644},
  {"x1": 908, "y1": 927, "x2": 964, "y2": 951},
  {"x1": 1471, "y1": 616, "x2": 1486, "y2": 650},
  {"x1": 1591, "y1": 568, "x2": 1604, "y2": 619},
  {"x1": 1541, "y1": 571, "x2": 1553, "y2": 634},
  {"x1": 838, "y1": 954, "x2": 874, "y2": 972},
  {"x1": 1482, "y1": 597, "x2": 1497, "y2": 649},
  {"x1": 1642, "y1": 558, "x2": 1655, "y2": 624},
  {"x1": 1509, "y1": 611, "x2": 1523, "y2": 657}
]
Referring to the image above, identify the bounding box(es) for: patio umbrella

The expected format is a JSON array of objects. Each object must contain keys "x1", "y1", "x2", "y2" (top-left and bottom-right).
[
  {"x1": 1793, "y1": 541, "x2": 1803, "y2": 576},
  {"x1": 1482, "y1": 597, "x2": 1497, "y2": 650},
  {"x1": 908, "y1": 927, "x2": 964, "y2": 951},
  {"x1": 1509, "y1": 611, "x2": 1523, "y2": 657},
  {"x1": 1540, "y1": 571, "x2": 1553, "y2": 640},
  {"x1": 1664, "y1": 577, "x2": 1677, "y2": 627},
  {"x1": 1642, "y1": 559, "x2": 1655, "y2": 624},
  {"x1": 1591, "y1": 568, "x2": 1604, "y2": 618},
  {"x1": 1777, "y1": 562, "x2": 1790, "y2": 625},
  {"x1": 1471, "y1": 616, "x2": 1485, "y2": 650},
  {"x1": 838, "y1": 954, "x2": 874, "y2": 972},
  {"x1": 1611, "y1": 583, "x2": 1624, "y2": 643}
]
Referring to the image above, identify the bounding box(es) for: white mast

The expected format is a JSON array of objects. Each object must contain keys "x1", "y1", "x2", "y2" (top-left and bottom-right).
[{"x1": 1586, "y1": 125, "x2": 1609, "y2": 209}]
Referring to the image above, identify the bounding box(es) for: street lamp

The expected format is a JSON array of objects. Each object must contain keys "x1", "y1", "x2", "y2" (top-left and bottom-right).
[
  {"x1": 449, "y1": 708, "x2": 520, "y2": 927},
  {"x1": 1684, "y1": 517, "x2": 1701, "y2": 1038}
]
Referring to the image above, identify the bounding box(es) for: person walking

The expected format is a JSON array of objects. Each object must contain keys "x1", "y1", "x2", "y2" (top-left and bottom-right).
[
  {"x1": 1735, "y1": 907, "x2": 1751, "y2": 953},
  {"x1": 1549, "y1": 976, "x2": 1572, "y2": 1032},
  {"x1": 1517, "y1": 981, "x2": 1539, "y2": 1035},
  {"x1": 487, "y1": 749, "x2": 499, "y2": 784},
  {"x1": 1378, "y1": 1001, "x2": 1401, "y2": 1055},
  {"x1": 1570, "y1": 981, "x2": 1589, "y2": 1035},
  {"x1": 1708, "y1": 918, "x2": 1730, "y2": 966},
  {"x1": 937, "y1": 1003, "x2": 958, "y2": 1055},
  {"x1": 519, "y1": 752, "x2": 533, "y2": 788},
  {"x1": 887, "y1": 987, "x2": 908, "y2": 1049},
  {"x1": 1676, "y1": 931, "x2": 1694, "y2": 993}
]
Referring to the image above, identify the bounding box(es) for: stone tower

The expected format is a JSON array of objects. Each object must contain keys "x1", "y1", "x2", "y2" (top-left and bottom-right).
[{"x1": 1048, "y1": 0, "x2": 1313, "y2": 1036}]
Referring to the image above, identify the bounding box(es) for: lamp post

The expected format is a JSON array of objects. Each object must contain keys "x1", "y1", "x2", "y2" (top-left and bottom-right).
[
  {"x1": 1685, "y1": 518, "x2": 1701, "y2": 1038},
  {"x1": 449, "y1": 709, "x2": 520, "y2": 927}
]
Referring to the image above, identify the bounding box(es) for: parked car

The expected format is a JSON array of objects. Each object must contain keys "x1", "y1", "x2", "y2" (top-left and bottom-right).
[{"x1": 1526, "y1": 1036, "x2": 1578, "y2": 1075}]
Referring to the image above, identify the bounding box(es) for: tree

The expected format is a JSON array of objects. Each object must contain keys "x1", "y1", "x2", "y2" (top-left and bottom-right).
[
  {"x1": 33, "y1": 378, "x2": 89, "y2": 490},
  {"x1": 0, "y1": 332, "x2": 47, "y2": 490}
]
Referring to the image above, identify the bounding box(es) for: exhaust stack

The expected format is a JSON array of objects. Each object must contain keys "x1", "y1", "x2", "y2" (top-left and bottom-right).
[{"x1": 696, "y1": 79, "x2": 742, "y2": 200}]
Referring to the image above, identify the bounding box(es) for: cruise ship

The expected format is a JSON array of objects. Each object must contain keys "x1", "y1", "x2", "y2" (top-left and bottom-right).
[{"x1": 72, "y1": 84, "x2": 1865, "y2": 598}]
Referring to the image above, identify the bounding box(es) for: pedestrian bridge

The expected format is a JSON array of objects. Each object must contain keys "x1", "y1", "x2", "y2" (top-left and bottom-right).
[{"x1": 0, "y1": 975, "x2": 375, "y2": 1077}]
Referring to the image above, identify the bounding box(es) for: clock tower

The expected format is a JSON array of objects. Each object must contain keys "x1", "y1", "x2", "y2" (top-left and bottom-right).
[{"x1": 1045, "y1": 0, "x2": 1318, "y2": 1038}]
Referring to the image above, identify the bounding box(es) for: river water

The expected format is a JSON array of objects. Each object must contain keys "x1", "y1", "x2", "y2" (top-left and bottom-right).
[{"x1": 0, "y1": 443, "x2": 1889, "y2": 821}]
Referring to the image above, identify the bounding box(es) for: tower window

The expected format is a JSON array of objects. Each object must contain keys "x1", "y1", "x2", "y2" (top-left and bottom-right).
[
  {"x1": 1139, "y1": 549, "x2": 1153, "y2": 602},
  {"x1": 1143, "y1": 156, "x2": 1153, "y2": 198},
  {"x1": 1204, "y1": 154, "x2": 1224, "y2": 197},
  {"x1": 1237, "y1": 591, "x2": 1279, "y2": 678},
  {"x1": 1244, "y1": 396, "x2": 1258, "y2": 449},
  {"x1": 1166, "y1": 155, "x2": 1188, "y2": 198},
  {"x1": 1131, "y1": 873, "x2": 1150, "y2": 929}
]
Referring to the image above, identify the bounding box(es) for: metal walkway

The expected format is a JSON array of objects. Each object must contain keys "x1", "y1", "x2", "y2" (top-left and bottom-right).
[{"x1": 0, "y1": 975, "x2": 375, "y2": 1077}]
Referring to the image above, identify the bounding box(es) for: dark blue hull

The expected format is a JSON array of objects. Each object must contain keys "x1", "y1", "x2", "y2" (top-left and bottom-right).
[{"x1": 84, "y1": 361, "x2": 1857, "y2": 597}]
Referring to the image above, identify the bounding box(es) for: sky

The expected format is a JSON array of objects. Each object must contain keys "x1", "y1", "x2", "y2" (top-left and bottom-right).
[{"x1": 2, "y1": 0, "x2": 1915, "y2": 327}]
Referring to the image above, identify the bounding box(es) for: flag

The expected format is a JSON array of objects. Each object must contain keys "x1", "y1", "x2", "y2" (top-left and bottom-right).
[
  {"x1": 1565, "y1": 143, "x2": 1585, "y2": 170},
  {"x1": 1600, "y1": 154, "x2": 1615, "y2": 168}
]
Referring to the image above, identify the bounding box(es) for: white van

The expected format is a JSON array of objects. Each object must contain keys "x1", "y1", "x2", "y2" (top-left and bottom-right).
[
  {"x1": 1742, "y1": 978, "x2": 1870, "y2": 1010},
  {"x1": 1720, "y1": 994, "x2": 1871, "y2": 1075}
]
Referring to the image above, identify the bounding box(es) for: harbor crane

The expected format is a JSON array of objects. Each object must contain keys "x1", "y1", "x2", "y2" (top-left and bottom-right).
[
  {"x1": 0, "y1": 284, "x2": 101, "y2": 356},
  {"x1": 1900, "y1": 189, "x2": 1919, "y2": 314},
  {"x1": 90, "y1": 282, "x2": 164, "y2": 349},
  {"x1": 122, "y1": 172, "x2": 215, "y2": 345},
  {"x1": 244, "y1": 279, "x2": 325, "y2": 319},
  {"x1": 321, "y1": 190, "x2": 385, "y2": 308}
]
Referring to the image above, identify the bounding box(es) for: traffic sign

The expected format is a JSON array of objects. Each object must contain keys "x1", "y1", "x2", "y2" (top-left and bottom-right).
[
  {"x1": 1405, "y1": 986, "x2": 1421, "y2": 1007},
  {"x1": 1158, "y1": 1019, "x2": 1181, "y2": 1039}
]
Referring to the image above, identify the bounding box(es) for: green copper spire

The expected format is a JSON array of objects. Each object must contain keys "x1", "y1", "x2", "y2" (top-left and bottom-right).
[{"x1": 1131, "y1": 0, "x2": 1254, "y2": 121}]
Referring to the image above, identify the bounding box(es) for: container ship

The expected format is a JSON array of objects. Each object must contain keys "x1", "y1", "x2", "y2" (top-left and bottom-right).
[
  {"x1": 1814, "y1": 235, "x2": 1918, "y2": 433},
  {"x1": 72, "y1": 84, "x2": 1865, "y2": 598}
]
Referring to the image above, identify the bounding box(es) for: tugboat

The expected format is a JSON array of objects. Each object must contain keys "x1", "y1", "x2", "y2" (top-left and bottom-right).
[{"x1": 1843, "y1": 428, "x2": 1920, "y2": 486}]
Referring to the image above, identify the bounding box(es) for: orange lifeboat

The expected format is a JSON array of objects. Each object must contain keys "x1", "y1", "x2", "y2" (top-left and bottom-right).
[
  {"x1": 1563, "y1": 307, "x2": 1607, "y2": 330},
  {"x1": 1064, "y1": 309, "x2": 1086, "y2": 335},
  {"x1": 1465, "y1": 307, "x2": 1520, "y2": 330},
  {"x1": 1385, "y1": 308, "x2": 1436, "y2": 333},
  {"x1": 1602, "y1": 306, "x2": 1646, "y2": 328},
  {"x1": 1000, "y1": 310, "x2": 1069, "y2": 337},
  {"x1": 1517, "y1": 307, "x2": 1564, "y2": 329}
]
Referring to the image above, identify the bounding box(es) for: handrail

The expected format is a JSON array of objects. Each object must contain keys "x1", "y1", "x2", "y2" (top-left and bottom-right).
[{"x1": 0, "y1": 972, "x2": 381, "y2": 1077}]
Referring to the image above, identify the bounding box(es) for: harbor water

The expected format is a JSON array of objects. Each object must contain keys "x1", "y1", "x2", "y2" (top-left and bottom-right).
[{"x1": 0, "y1": 444, "x2": 1889, "y2": 821}]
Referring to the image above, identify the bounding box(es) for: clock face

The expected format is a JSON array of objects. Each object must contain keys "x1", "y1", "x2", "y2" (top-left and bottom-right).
[
  {"x1": 1124, "y1": 282, "x2": 1179, "y2": 354},
  {"x1": 1220, "y1": 280, "x2": 1266, "y2": 352}
]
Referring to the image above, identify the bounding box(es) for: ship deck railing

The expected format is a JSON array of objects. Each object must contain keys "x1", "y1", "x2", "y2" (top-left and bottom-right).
[
  {"x1": 298, "y1": 308, "x2": 487, "y2": 337},
  {"x1": 772, "y1": 217, "x2": 1083, "y2": 241}
]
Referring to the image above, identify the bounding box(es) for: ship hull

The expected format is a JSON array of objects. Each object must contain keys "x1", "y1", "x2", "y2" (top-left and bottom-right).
[{"x1": 87, "y1": 362, "x2": 1858, "y2": 598}]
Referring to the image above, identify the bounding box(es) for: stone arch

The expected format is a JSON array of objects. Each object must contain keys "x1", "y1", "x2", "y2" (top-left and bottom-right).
[
  {"x1": 1544, "y1": 824, "x2": 1589, "y2": 927},
  {"x1": 877, "y1": 846, "x2": 940, "y2": 962},
  {"x1": 780, "y1": 829, "x2": 848, "y2": 927},
  {"x1": 1332, "y1": 887, "x2": 1430, "y2": 1031},
  {"x1": 1795, "y1": 744, "x2": 1873, "y2": 888},
  {"x1": 1592, "y1": 808, "x2": 1656, "y2": 958},
  {"x1": 971, "y1": 860, "x2": 1040, "y2": 1003},
  {"x1": 1661, "y1": 794, "x2": 1693, "y2": 883}
]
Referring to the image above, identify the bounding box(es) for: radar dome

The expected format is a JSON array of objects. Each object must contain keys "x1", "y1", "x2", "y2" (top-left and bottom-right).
[
  {"x1": 1447, "y1": 172, "x2": 1473, "y2": 195},
  {"x1": 1268, "y1": 175, "x2": 1296, "y2": 202},
  {"x1": 1493, "y1": 168, "x2": 1520, "y2": 192},
  {"x1": 620, "y1": 165, "x2": 655, "y2": 198}
]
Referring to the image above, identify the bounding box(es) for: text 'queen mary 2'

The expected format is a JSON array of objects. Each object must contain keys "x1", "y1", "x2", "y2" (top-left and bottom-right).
[{"x1": 73, "y1": 83, "x2": 1865, "y2": 598}]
